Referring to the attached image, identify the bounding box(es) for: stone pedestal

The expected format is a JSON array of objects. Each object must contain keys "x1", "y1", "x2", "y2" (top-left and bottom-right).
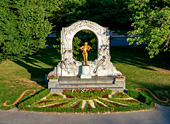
[
  {"x1": 48, "y1": 76, "x2": 125, "y2": 93},
  {"x1": 80, "y1": 66, "x2": 91, "y2": 79}
]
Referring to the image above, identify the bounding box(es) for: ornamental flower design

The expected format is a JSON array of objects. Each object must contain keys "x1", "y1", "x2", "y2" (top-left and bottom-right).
[
  {"x1": 47, "y1": 75, "x2": 58, "y2": 80},
  {"x1": 114, "y1": 74, "x2": 125, "y2": 79}
]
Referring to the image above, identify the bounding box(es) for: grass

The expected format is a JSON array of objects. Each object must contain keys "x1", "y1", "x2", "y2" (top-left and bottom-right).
[
  {"x1": 110, "y1": 46, "x2": 170, "y2": 106},
  {"x1": 0, "y1": 48, "x2": 60, "y2": 110},
  {"x1": 0, "y1": 45, "x2": 170, "y2": 110}
]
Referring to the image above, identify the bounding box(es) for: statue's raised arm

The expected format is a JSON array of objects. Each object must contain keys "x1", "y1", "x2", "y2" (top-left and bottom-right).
[{"x1": 87, "y1": 45, "x2": 92, "y2": 51}]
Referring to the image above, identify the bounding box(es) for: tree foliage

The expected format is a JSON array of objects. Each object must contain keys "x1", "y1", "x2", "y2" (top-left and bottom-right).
[
  {"x1": 127, "y1": 0, "x2": 170, "y2": 58},
  {"x1": 0, "y1": 0, "x2": 58, "y2": 61},
  {"x1": 73, "y1": 30, "x2": 97, "y2": 60},
  {"x1": 52, "y1": 0, "x2": 132, "y2": 32},
  {"x1": 52, "y1": 0, "x2": 132, "y2": 60}
]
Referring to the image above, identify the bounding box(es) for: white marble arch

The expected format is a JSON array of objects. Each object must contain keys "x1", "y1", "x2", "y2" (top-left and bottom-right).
[
  {"x1": 61, "y1": 20, "x2": 110, "y2": 60},
  {"x1": 48, "y1": 20, "x2": 121, "y2": 77}
]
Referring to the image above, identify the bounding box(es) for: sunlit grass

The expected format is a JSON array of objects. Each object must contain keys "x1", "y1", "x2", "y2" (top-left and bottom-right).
[
  {"x1": 110, "y1": 46, "x2": 170, "y2": 106},
  {"x1": 0, "y1": 45, "x2": 170, "y2": 110}
]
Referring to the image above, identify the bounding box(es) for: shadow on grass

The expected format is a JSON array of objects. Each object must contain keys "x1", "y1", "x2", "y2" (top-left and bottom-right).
[
  {"x1": 15, "y1": 46, "x2": 170, "y2": 90},
  {"x1": 15, "y1": 48, "x2": 60, "y2": 88},
  {"x1": 110, "y1": 46, "x2": 170, "y2": 105},
  {"x1": 111, "y1": 46, "x2": 170, "y2": 72}
]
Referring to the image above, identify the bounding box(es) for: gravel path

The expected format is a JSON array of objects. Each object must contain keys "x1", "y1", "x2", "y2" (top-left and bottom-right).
[{"x1": 0, "y1": 104, "x2": 170, "y2": 124}]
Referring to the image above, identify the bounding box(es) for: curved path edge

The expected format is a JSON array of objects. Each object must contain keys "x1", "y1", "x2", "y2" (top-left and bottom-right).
[
  {"x1": 136, "y1": 88, "x2": 169, "y2": 103},
  {"x1": 3, "y1": 90, "x2": 36, "y2": 107}
]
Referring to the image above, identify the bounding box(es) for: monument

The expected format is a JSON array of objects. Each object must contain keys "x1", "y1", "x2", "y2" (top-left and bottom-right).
[{"x1": 48, "y1": 20, "x2": 125, "y2": 93}]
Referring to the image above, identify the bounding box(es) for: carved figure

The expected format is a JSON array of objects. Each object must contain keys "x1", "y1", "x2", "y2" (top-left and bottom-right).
[
  {"x1": 80, "y1": 42, "x2": 92, "y2": 66},
  {"x1": 93, "y1": 47, "x2": 111, "y2": 73},
  {"x1": 61, "y1": 50, "x2": 77, "y2": 74}
]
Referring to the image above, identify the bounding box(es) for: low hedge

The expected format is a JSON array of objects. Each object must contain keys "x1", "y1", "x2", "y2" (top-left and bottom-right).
[
  {"x1": 109, "y1": 98, "x2": 140, "y2": 105},
  {"x1": 19, "y1": 89, "x2": 50, "y2": 109},
  {"x1": 114, "y1": 102, "x2": 155, "y2": 112},
  {"x1": 128, "y1": 89, "x2": 154, "y2": 105}
]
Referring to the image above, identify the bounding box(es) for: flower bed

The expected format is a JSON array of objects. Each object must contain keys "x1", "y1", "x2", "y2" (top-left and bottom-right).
[
  {"x1": 109, "y1": 98, "x2": 140, "y2": 105},
  {"x1": 47, "y1": 75, "x2": 58, "y2": 80},
  {"x1": 114, "y1": 74, "x2": 125, "y2": 79},
  {"x1": 93, "y1": 100, "x2": 106, "y2": 108},
  {"x1": 112, "y1": 92, "x2": 130, "y2": 98},
  {"x1": 98, "y1": 98, "x2": 125, "y2": 107},
  {"x1": 46, "y1": 93, "x2": 63, "y2": 99},
  {"x1": 63, "y1": 88, "x2": 112, "y2": 100},
  {"x1": 71, "y1": 100, "x2": 82, "y2": 109},
  {"x1": 18, "y1": 89, "x2": 155, "y2": 113}
]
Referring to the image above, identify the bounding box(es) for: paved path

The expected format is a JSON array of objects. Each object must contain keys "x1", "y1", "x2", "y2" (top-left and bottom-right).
[{"x1": 0, "y1": 104, "x2": 170, "y2": 124}]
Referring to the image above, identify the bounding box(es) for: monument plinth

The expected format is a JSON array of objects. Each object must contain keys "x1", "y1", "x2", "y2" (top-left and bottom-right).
[
  {"x1": 81, "y1": 65, "x2": 91, "y2": 79},
  {"x1": 47, "y1": 20, "x2": 125, "y2": 93}
]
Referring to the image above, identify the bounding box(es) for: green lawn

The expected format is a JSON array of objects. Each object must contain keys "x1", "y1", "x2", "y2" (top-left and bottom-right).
[
  {"x1": 111, "y1": 46, "x2": 170, "y2": 106},
  {"x1": 0, "y1": 46, "x2": 170, "y2": 110}
]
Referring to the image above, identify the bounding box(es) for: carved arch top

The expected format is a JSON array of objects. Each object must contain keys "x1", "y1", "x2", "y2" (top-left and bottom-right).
[{"x1": 61, "y1": 20, "x2": 110, "y2": 61}]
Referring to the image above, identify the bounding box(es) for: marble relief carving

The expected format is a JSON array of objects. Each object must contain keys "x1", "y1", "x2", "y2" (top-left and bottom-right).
[{"x1": 48, "y1": 20, "x2": 121, "y2": 78}]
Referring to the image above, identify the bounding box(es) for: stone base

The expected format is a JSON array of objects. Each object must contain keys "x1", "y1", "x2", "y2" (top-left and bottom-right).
[
  {"x1": 48, "y1": 76, "x2": 126, "y2": 93},
  {"x1": 80, "y1": 65, "x2": 91, "y2": 79},
  {"x1": 80, "y1": 75, "x2": 91, "y2": 79}
]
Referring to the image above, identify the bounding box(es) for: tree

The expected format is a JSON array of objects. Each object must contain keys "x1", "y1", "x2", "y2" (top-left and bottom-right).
[
  {"x1": 0, "y1": 0, "x2": 57, "y2": 61},
  {"x1": 52, "y1": 0, "x2": 132, "y2": 32},
  {"x1": 73, "y1": 30, "x2": 97, "y2": 60},
  {"x1": 127, "y1": 0, "x2": 170, "y2": 58},
  {"x1": 52, "y1": 0, "x2": 132, "y2": 60}
]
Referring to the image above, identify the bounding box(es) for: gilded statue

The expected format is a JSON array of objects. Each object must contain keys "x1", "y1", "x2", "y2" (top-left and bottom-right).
[{"x1": 80, "y1": 42, "x2": 92, "y2": 66}]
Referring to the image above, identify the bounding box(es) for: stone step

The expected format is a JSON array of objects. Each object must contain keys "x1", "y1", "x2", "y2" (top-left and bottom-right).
[
  {"x1": 57, "y1": 84, "x2": 119, "y2": 88},
  {"x1": 48, "y1": 76, "x2": 125, "y2": 93},
  {"x1": 58, "y1": 76, "x2": 114, "y2": 84},
  {"x1": 59, "y1": 80, "x2": 114, "y2": 84},
  {"x1": 59, "y1": 82, "x2": 115, "y2": 85}
]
